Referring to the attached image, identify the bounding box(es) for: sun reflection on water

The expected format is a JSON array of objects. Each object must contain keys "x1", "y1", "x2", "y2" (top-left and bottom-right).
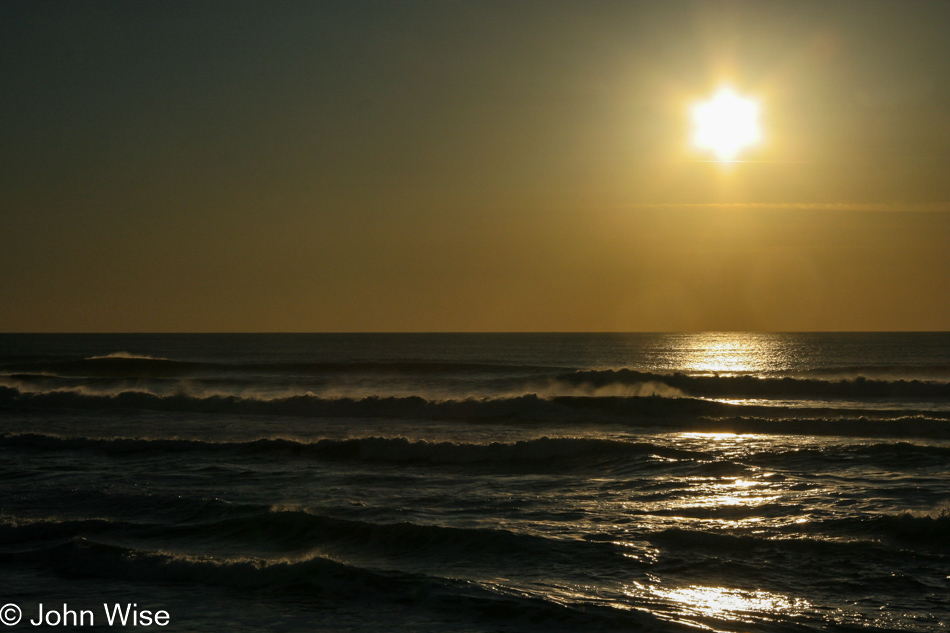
[
  {"x1": 673, "y1": 477, "x2": 781, "y2": 511},
  {"x1": 628, "y1": 582, "x2": 813, "y2": 621},
  {"x1": 672, "y1": 332, "x2": 792, "y2": 376},
  {"x1": 644, "y1": 433, "x2": 792, "y2": 525}
]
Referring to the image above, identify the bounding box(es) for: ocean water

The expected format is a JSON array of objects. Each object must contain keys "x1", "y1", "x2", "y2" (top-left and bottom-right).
[{"x1": 0, "y1": 332, "x2": 948, "y2": 632}]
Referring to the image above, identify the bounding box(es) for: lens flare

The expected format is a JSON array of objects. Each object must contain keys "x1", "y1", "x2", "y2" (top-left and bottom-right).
[{"x1": 692, "y1": 86, "x2": 762, "y2": 161}]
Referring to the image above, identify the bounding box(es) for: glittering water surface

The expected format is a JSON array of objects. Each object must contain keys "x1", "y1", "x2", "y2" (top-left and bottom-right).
[{"x1": 1, "y1": 333, "x2": 948, "y2": 632}]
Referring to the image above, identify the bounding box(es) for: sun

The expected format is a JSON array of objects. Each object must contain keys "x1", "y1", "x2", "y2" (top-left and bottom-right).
[{"x1": 691, "y1": 86, "x2": 761, "y2": 161}]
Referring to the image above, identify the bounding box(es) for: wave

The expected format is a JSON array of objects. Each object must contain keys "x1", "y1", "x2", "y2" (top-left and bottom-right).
[
  {"x1": 3, "y1": 537, "x2": 455, "y2": 594},
  {"x1": 0, "y1": 373, "x2": 328, "y2": 400},
  {"x1": 649, "y1": 511, "x2": 950, "y2": 556},
  {"x1": 0, "y1": 432, "x2": 708, "y2": 464},
  {"x1": 2, "y1": 538, "x2": 689, "y2": 632},
  {"x1": 86, "y1": 352, "x2": 172, "y2": 361},
  {"x1": 5, "y1": 431, "x2": 947, "y2": 485},
  {"x1": 0, "y1": 516, "x2": 142, "y2": 546},
  {"x1": 0, "y1": 356, "x2": 559, "y2": 379},
  {"x1": 0, "y1": 385, "x2": 740, "y2": 420},
  {"x1": 3, "y1": 387, "x2": 949, "y2": 437},
  {"x1": 796, "y1": 364, "x2": 950, "y2": 379},
  {"x1": 750, "y1": 441, "x2": 950, "y2": 469},
  {"x1": 558, "y1": 369, "x2": 950, "y2": 399},
  {"x1": 0, "y1": 507, "x2": 626, "y2": 569},
  {"x1": 645, "y1": 526, "x2": 950, "y2": 599},
  {"x1": 805, "y1": 510, "x2": 950, "y2": 546},
  {"x1": 683, "y1": 415, "x2": 950, "y2": 439}
]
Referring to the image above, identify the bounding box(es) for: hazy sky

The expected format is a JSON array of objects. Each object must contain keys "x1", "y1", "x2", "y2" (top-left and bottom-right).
[{"x1": 2, "y1": 0, "x2": 949, "y2": 332}]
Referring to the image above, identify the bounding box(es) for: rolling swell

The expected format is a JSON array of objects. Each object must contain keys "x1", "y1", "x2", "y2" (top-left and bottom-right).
[
  {"x1": 0, "y1": 385, "x2": 740, "y2": 421},
  {"x1": 0, "y1": 356, "x2": 559, "y2": 378},
  {"x1": 805, "y1": 511, "x2": 950, "y2": 546},
  {"x1": 0, "y1": 432, "x2": 706, "y2": 464},
  {"x1": 2, "y1": 538, "x2": 687, "y2": 632},
  {"x1": 0, "y1": 508, "x2": 628, "y2": 570},
  {"x1": 748, "y1": 441, "x2": 950, "y2": 469},
  {"x1": 4, "y1": 387, "x2": 950, "y2": 437},
  {"x1": 647, "y1": 525, "x2": 950, "y2": 588},
  {"x1": 683, "y1": 415, "x2": 950, "y2": 438},
  {"x1": 645, "y1": 527, "x2": 950, "y2": 601}
]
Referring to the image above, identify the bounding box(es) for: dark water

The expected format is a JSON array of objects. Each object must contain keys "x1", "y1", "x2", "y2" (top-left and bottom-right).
[{"x1": 1, "y1": 333, "x2": 948, "y2": 632}]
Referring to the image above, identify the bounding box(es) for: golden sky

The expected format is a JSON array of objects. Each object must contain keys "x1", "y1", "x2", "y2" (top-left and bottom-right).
[{"x1": 2, "y1": 1, "x2": 949, "y2": 331}]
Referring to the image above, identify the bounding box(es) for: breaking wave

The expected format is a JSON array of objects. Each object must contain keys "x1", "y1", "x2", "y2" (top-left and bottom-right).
[
  {"x1": 559, "y1": 369, "x2": 950, "y2": 399},
  {"x1": 0, "y1": 385, "x2": 737, "y2": 420}
]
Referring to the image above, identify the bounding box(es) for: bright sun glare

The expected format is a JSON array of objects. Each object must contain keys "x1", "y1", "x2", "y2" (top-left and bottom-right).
[{"x1": 692, "y1": 86, "x2": 761, "y2": 161}]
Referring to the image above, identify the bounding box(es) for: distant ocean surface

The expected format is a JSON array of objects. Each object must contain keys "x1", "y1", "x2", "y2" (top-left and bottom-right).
[{"x1": 1, "y1": 333, "x2": 948, "y2": 632}]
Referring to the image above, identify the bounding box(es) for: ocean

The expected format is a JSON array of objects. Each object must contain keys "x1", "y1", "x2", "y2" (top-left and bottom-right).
[{"x1": 0, "y1": 332, "x2": 948, "y2": 632}]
